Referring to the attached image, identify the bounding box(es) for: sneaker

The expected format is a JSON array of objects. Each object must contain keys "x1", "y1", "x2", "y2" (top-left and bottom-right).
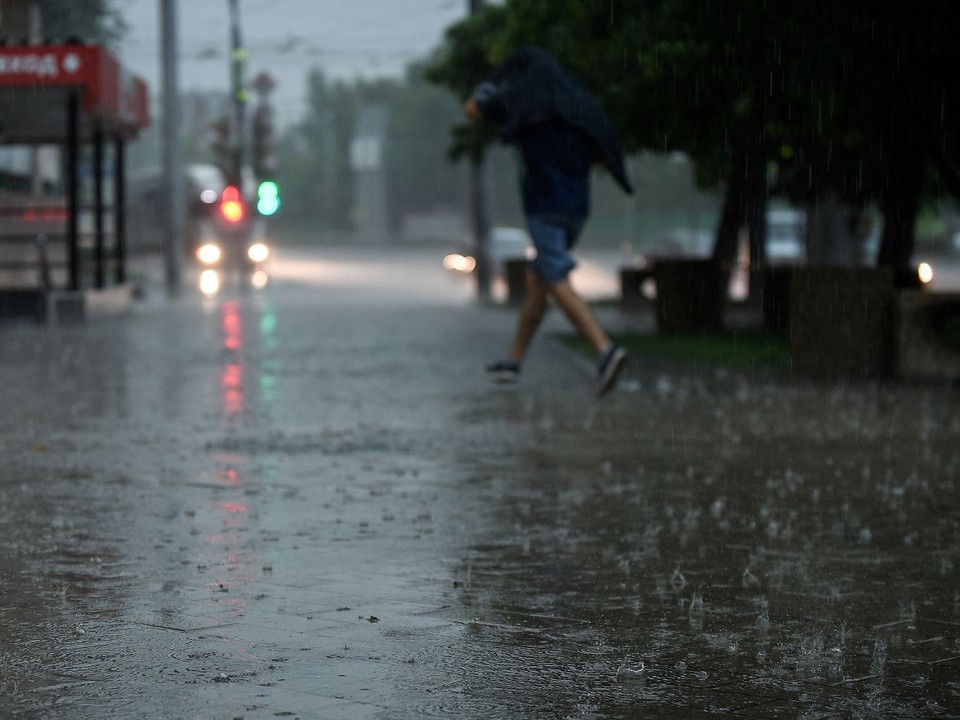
[
  {"x1": 486, "y1": 359, "x2": 521, "y2": 383},
  {"x1": 596, "y1": 346, "x2": 627, "y2": 397}
]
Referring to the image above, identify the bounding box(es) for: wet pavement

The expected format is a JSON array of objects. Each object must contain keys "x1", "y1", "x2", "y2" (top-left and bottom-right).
[{"x1": 1, "y1": 246, "x2": 959, "y2": 719}]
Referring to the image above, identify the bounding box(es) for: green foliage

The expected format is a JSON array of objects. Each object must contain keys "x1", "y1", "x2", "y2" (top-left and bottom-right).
[
  {"x1": 383, "y1": 64, "x2": 466, "y2": 225},
  {"x1": 273, "y1": 67, "x2": 477, "y2": 234},
  {"x1": 423, "y1": 3, "x2": 507, "y2": 163},
  {"x1": 426, "y1": 0, "x2": 960, "y2": 275},
  {"x1": 272, "y1": 70, "x2": 360, "y2": 231},
  {"x1": 561, "y1": 329, "x2": 789, "y2": 372}
]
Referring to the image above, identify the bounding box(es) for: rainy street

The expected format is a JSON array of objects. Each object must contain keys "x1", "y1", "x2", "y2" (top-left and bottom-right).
[{"x1": 1, "y1": 246, "x2": 958, "y2": 719}]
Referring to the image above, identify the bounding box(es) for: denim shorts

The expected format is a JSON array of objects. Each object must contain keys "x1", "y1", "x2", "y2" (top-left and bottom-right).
[{"x1": 526, "y1": 214, "x2": 586, "y2": 286}]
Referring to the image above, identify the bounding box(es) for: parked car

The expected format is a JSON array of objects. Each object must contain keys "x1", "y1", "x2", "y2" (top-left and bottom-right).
[{"x1": 766, "y1": 208, "x2": 806, "y2": 263}]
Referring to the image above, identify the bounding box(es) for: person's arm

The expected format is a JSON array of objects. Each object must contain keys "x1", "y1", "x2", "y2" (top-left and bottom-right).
[
  {"x1": 464, "y1": 95, "x2": 483, "y2": 120},
  {"x1": 466, "y1": 80, "x2": 502, "y2": 122}
]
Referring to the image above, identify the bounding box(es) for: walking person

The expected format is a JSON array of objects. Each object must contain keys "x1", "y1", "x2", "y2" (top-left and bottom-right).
[{"x1": 464, "y1": 46, "x2": 634, "y2": 397}]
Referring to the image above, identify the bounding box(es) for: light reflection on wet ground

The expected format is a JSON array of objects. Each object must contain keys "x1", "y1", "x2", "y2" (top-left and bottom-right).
[{"x1": 1, "y1": 249, "x2": 959, "y2": 718}]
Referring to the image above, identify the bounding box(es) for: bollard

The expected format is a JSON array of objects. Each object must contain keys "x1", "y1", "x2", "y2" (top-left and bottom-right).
[
  {"x1": 504, "y1": 259, "x2": 527, "y2": 306},
  {"x1": 35, "y1": 233, "x2": 51, "y2": 291}
]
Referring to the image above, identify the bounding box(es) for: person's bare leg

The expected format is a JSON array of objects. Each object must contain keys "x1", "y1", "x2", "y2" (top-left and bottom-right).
[
  {"x1": 548, "y1": 278, "x2": 611, "y2": 355},
  {"x1": 507, "y1": 269, "x2": 550, "y2": 361}
]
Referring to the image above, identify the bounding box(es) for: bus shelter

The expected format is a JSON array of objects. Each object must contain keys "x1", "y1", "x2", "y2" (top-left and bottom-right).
[{"x1": 0, "y1": 42, "x2": 148, "y2": 320}]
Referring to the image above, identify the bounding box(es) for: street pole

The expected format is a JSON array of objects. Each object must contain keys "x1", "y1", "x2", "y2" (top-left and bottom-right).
[
  {"x1": 160, "y1": 0, "x2": 183, "y2": 293},
  {"x1": 227, "y1": 0, "x2": 247, "y2": 187},
  {"x1": 27, "y1": 0, "x2": 44, "y2": 197},
  {"x1": 468, "y1": 0, "x2": 491, "y2": 300}
]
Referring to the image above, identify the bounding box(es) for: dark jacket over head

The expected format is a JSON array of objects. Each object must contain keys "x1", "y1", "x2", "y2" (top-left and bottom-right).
[{"x1": 472, "y1": 46, "x2": 633, "y2": 196}]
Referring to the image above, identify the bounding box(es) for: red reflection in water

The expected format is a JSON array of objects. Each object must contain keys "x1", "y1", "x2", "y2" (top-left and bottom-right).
[
  {"x1": 219, "y1": 501, "x2": 247, "y2": 514},
  {"x1": 220, "y1": 301, "x2": 244, "y2": 417},
  {"x1": 203, "y1": 481, "x2": 255, "y2": 614},
  {"x1": 222, "y1": 362, "x2": 244, "y2": 415},
  {"x1": 222, "y1": 300, "x2": 243, "y2": 351},
  {"x1": 219, "y1": 463, "x2": 242, "y2": 487},
  {"x1": 200, "y1": 304, "x2": 262, "y2": 618}
]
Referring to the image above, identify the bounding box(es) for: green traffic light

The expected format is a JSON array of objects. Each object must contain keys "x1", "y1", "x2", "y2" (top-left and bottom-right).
[{"x1": 257, "y1": 181, "x2": 280, "y2": 216}]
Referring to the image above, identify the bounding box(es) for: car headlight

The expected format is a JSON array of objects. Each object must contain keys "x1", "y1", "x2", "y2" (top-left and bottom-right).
[
  {"x1": 251, "y1": 269, "x2": 269, "y2": 289},
  {"x1": 247, "y1": 243, "x2": 270, "y2": 263},
  {"x1": 197, "y1": 243, "x2": 222, "y2": 265},
  {"x1": 917, "y1": 262, "x2": 934, "y2": 285},
  {"x1": 199, "y1": 269, "x2": 220, "y2": 296}
]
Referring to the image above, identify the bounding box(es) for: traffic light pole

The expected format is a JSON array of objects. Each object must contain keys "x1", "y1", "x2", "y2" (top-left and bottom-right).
[
  {"x1": 468, "y1": 0, "x2": 491, "y2": 300},
  {"x1": 227, "y1": 0, "x2": 247, "y2": 187},
  {"x1": 160, "y1": 0, "x2": 183, "y2": 293}
]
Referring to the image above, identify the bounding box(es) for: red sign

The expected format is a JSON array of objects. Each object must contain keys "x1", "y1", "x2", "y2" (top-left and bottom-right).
[{"x1": 0, "y1": 45, "x2": 149, "y2": 132}]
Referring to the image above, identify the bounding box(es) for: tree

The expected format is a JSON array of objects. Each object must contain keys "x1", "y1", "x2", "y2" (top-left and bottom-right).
[
  {"x1": 383, "y1": 63, "x2": 466, "y2": 230},
  {"x1": 424, "y1": 3, "x2": 507, "y2": 164},
  {"x1": 272, "y1": 70, "x2": 359, "y2": 232},
  {"x1": 425, "y1": 3, "x2": 509, "y2": 297},
  {"x1": 429, "y1": 0, "x2": 960, "y2": 286},
  {"x1": 273, "y1": 71, "x2": 407, "y2": 234},
  {"x1": 857, "y1": 1, "x2": 960, "y2": 281}
]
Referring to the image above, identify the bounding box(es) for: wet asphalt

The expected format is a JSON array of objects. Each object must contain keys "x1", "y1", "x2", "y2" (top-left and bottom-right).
[{"x1": 1, "y1": 247, "x2": 959, "y2": 720}]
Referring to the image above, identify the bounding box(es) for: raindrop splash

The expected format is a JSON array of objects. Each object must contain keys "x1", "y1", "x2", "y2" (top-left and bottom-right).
[{"x1": 670, "y1": 567, "x2": 688, "y2": 592}]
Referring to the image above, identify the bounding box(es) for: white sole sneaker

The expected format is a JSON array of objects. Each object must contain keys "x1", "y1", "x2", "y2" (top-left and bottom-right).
[
  {"x1": 485, "y1": 360, "x2": 521, "y2": 384},
  {"x1": 596, "y1": 347, "x2": 628, "y2": 397}
]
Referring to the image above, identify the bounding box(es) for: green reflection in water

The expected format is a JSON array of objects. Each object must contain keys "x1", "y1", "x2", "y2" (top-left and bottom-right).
[{"x1": 258, "y1": 305, "x2": 278, "y2": 404}]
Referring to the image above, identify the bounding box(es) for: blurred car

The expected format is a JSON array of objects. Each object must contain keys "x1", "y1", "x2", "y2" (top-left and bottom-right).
[
  {"x1": 195, "y1": 182, "x2": 272, "y2": 296},
  {"x1": 766, "y1": 208, "x2": 805, "y2": 263},
  {"x1": 489, "y1": 226, "x2": 532, "y2": 263}
]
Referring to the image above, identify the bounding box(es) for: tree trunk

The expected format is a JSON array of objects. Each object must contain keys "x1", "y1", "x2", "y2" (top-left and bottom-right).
[
  {"x1": 745, "y1": 149, "x2": 768, "y2": 267},
  {"x1": 745, "y1": 149, "x2": 768, "y2": 301},
  {"x1": 878, "y1": 97, "x2": 925, "y2": 285},
  {"x1": 806, "y1": 190, "x2": 860, "y2": 266},
  {"x1": 712, "y1": 142, "x2": 747, "y2": 269},
  {"x1": 469, "y1": 159, "x2": 491, "y2": 299},
  {"x1": 712, "y1": 134, "x2": 767, "y2": 303}
]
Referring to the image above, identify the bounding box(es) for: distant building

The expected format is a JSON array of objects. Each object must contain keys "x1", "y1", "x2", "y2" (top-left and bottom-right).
[
  {"x1": 181, "y1": 90, "x2": 231, "y2": 146},
  {"x1": 0, "y1": 0, "x2": 37, "y2": 41},
  {"x1": 350, "y1": 103, "x2": 389, "y2": 243}
]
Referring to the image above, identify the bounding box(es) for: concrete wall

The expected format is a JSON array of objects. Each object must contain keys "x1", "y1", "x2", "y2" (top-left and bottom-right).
[
  {"x1": 896, "y1": 290, "x2": 960, "y2": 381},
  {"x1": 789, "y1": 267, "x2": 896, "y2": 379},
  {"x1": 653, "y1": 259, "x2": 725, "y2": 334}
]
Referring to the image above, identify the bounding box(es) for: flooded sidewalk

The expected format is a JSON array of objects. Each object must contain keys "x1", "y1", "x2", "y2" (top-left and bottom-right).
[{"x1": 1, "y1": 249, "x2": 958, "y2": 719}]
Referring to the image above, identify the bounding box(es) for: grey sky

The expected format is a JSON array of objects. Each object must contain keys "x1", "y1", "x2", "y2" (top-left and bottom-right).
[{"x1": 116, "y1": 0, "x2": 469, "y2": 127}]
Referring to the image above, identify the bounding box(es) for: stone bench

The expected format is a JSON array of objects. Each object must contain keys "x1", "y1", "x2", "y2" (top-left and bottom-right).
[
  {"x1": 781, "y1": 267, "x2": 960, "y2": 380},
  {"x1": 896, "y1": 290, "x2": 960, "y2": 381},
  {"x1": 619, "y1": 266, "x2": 656, "y2": 309},
  {"x1": 788, "y1": 267, "x2": 895, "y2": 379}
]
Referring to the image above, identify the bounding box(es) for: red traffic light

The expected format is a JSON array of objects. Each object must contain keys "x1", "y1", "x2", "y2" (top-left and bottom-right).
[{"x1": 219, "y1": 185, "x2": 245, "y2": 223}]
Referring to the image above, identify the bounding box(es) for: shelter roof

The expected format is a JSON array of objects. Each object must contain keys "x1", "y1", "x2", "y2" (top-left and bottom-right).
[{"x1": 0, "y1": 43, "x2": 149, "y2": 142}]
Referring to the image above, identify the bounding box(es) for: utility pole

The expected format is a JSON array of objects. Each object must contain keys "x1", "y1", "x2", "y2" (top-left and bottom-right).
[
  {"x1": 27, "y1": 0, "x2": 43, "y2": 197},
  {"x1": 160, "y1": 0, "x2": 183, "y2": 293},
  {"x1": 468, "y1": 0, "x2": 491, "y2": 300},
  {"x1": 227, "y1": 0, "x2": 247, "y2": 187}
]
